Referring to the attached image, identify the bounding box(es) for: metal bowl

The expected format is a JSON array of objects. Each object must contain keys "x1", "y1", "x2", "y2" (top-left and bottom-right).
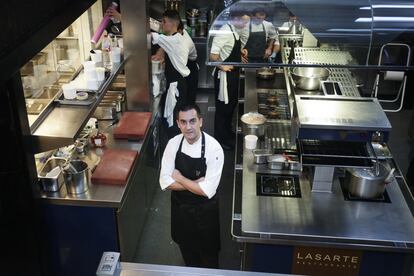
[{"x1": 291, "y1": 67, "x2": 330, "y2": 90}]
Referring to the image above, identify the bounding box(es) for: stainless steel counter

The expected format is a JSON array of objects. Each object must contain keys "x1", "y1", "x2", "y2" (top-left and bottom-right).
[
  {"x1": 38, "y1": 97, "x2": 160, "y2": 208},
  {"x1": 119, "y1": 262, "x2": 286, "y2": 276},
  {"x1": 232, "y1": 69, "x2": 414, "y2": 252}
]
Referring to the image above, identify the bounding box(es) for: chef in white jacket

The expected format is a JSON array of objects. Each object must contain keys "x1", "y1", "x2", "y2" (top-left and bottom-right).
[
  {"x1": 151, "y1": 10, "x2": 191, "y2": 138},
  {"x1": 209, "y1": 8, "x2": 247, "y2": 150},
  {"x1": 159, "y1": 104, "x2": 224, "y2": 268}
]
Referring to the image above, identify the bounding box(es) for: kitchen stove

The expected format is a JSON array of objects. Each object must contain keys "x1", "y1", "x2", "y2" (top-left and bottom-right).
[
  {"x1": 256, "y1": 173, "x2": 301, "y2": 197},
  {"x1": 257, "y1": 89, "x2": 291, "y2": 121}
]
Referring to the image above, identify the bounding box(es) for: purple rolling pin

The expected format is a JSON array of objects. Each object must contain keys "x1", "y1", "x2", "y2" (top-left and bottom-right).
[{"x1": 91, "y1": 2, "x2": 118, "y2": 44}]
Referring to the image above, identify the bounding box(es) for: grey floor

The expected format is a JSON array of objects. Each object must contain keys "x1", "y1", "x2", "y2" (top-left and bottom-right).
[
  {"x1": 133, "y1": 91, "x2": 414, "y2": 269},
  {"x1": 133, "y1": 91, "x2": 241, "y2": 269}
]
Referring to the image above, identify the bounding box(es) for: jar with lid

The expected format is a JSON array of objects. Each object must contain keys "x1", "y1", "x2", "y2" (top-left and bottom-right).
[{"x1": 90, "y1": 130, "x2": 107, "y2": 147}]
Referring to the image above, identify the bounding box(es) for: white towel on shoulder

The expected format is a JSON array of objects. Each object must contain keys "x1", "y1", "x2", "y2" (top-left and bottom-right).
[{"x1": 164, "y1": 82, "x2": 179, "y2": 127}]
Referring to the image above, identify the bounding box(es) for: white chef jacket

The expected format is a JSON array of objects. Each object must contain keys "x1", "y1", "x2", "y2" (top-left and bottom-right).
[
  {"x1": 152, "y1": 32, "x2": 190, "y2": 77},
  {"x1": 183, "y1": 30, "x2": 197, "y2": 62},
  {"x1": 239, "y1": 19, "x2": 279, "y2": 46},
  {"x1": 210, "y1": 23, "x2": 241, "y2": 61},
  {"x1": 159, "y1": 132, "x2": 224, "y2": 199}
]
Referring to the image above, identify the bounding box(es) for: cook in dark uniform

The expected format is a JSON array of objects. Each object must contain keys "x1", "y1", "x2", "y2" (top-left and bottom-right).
[
  {"x1": 151, "y1": 10, "x2": 191, "y2": 138},
  {"x1": 210, "y1": 9, "x2": 248, "y2": 150},
  {"x1": 159, "y1": 104, "x2": 224, "y2": 268},
  {"x1": 242, "y1": 8, "x2": 277, "y2": 63},
  {"x1": 179, "y1": 23, "x2": 199, "y2": 105}
]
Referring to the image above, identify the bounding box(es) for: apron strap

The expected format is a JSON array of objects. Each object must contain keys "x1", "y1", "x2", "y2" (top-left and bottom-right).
[
  {"x1": 227, "y1": 24, "x2": 237, "y2": 41},
  {"x1": 201, "y1": 132, "x2": 206, "y2": 159},
  {"x1": 178, "y1": 136, "x2": 185, "y2": 152},
  {"x1": 262, "y1": 22, "x2": 266, "y2": 37}
]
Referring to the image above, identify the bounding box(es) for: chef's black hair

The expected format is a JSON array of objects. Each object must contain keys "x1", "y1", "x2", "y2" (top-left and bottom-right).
[
  {"x1": 163, "y1": 9, "x2": 182, "y2": 28},
  {"x1": 228, "y1": 7, "x2": 246, "y2": 19},
  {"x1": 252, "y1": 8, "x2": 266, "y2": 16},
  {"x1": 177, "y1": 104, "x2": 202, "y2": 118}
]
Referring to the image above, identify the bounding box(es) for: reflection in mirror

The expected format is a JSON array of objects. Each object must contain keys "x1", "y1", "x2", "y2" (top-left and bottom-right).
[{"x1": 207, "y1": 0, "x2": 414, "y2": 69}]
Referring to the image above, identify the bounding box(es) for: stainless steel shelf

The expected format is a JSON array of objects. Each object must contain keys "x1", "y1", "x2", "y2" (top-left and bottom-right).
[
  {"x1": 282, "y1": 47, "x2": 361, "y2": 97},
  {"x1": 30, "y1": 59, "x2": 126, "y2": 153}
]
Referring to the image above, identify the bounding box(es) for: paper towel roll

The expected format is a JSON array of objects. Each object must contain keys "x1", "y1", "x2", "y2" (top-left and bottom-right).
[{"x1": 384, "y1": 71, "x2": 405, "y2": 81}]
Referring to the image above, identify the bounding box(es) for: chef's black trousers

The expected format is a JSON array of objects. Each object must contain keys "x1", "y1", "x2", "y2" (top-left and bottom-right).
[
  {"x1": 179, "y1": 244, "x2": 219, "y2": 269},
  {"x1": 186, "y1": 61, "x2": 199, "y2": 105},
  {"x1": 214, "y1": 70, "x2": 239, "y2": 144}
]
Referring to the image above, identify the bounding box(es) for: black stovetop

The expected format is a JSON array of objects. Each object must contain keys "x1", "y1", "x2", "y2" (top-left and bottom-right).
[{"x1": 256, "y1": 173, "x2": 301, "y2": 198}]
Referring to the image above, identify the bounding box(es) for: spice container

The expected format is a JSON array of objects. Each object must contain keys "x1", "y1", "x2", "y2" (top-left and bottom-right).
[{"x1": 90, "y1": 131, "x2": 107, "y2": 147}]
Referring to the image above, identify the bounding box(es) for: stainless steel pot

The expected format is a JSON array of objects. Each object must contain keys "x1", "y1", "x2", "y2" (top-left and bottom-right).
[
  {"x1": 267, "y1": 154, "x2": 301, "y2": 171},
  {"x1": 256, "y1": 67, "x2": 276, "y2": 79},
  {"x1": 291, "y1": 67, "x2": 330, "y2": 90},
  {"x1": 196, "y1": 21, "x2": 207, "y2": 37},
  {"x1": 63, "y1": 160, "x2": 90, "y2": 194},
  {"x1": 345, "y1": 163, "x2": 393, "y2": 199},
  {"x1": 288, "y1": 20, "x2": 302, "y2": 35},
  {"x1": 253, "y1": 149, "x2": 272, "y2": 164},
  {"x1": 38, "y1": 157, "x2": 66, "y2": 192},
  {"x1": 186, "y1": 16, "x2": 199, "y2": 27},
  {"x1": 240, "y1": 112, "x2": 266, "y2": 137}
]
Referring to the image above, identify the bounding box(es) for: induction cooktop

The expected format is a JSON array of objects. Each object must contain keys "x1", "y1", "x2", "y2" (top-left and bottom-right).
[{"x1": 256, "y1": 173, "x2": 301, "y2": 198}]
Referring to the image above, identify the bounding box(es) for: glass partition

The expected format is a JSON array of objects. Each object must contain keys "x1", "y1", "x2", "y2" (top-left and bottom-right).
[{"x1": 206, "y1": 0, "x2": 414, "y2": 69}]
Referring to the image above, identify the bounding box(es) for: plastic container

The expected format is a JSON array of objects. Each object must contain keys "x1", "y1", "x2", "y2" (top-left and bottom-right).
[
  {"x1": 96, "y1": 67, "x2": 106, "y2": 81},
  {"x1": 245, "y1": 135, "x2": 258, "y2": 150},
  {"x1": 62, "y1": 83, "x2": 77, "y2": 100},
  {"x1": 102, "y1": 35, "x2": 112, "y2": 67},
  {"x1": 83, "y1": 61, "x2": 96, "y2": 71},
  {"x1": 110, "y1": 47, "x2": 121, "y2": 63},
  {"x1": 90, "y1": 50, "x2": 103, "y2": 63}
]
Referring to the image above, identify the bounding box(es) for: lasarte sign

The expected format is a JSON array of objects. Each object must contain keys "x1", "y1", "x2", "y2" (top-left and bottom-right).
[{"x1": 292, "y1": 246, "x2": 362, "y2": 276}]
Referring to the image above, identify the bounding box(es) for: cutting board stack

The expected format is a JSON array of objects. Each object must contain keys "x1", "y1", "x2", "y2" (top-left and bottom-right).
[{"x1": 91, "y1": 112, "x2": 152, "y2": 186}]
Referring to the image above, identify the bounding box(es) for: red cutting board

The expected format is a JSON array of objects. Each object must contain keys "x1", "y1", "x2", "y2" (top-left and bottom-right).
[
  {"x1": 113, "y1": 112, "x2": 152, "y2": 140},
  {"x1": 91, "y1": 149, "x2": 138, "y2": 185}
]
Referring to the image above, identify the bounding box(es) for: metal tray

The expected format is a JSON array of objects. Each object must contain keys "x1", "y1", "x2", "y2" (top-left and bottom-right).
[{"x1": 55, "y1": 91, "x2": 98, "y2": 106}]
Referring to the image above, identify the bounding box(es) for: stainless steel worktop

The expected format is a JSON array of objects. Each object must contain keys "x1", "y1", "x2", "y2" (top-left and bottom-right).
[
  {"x1": 232, "y1": 69, "x2": 414, "y2": 252},
  {"x1": 119, "y1": 262, "x2": 285, "y2": 276},
  {"x1": 38, "y1": 98, "x2": 160, "y2": 208}
]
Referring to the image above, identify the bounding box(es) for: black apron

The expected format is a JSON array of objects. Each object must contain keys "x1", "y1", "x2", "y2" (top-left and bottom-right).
[
  {"x1": 162, "y1": 32, "x2": 188, "y2": 138},
  {"x1": 214, "y1": 24, "x2": 241, "y2": 143},
  {"x1": 171, "y1": 132, "x2": 220, "y2": 252},
  {"x1": 185, "y1": 59, "x2": 199, "y2": 105},
  {"x1": 244, "y1": 22, "x2": 267, "y2": 62}
]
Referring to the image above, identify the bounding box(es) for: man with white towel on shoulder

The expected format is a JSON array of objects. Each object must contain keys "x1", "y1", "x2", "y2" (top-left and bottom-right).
[{"x1": 209, "y1": 8, "x2": 247, "y2": 150}]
